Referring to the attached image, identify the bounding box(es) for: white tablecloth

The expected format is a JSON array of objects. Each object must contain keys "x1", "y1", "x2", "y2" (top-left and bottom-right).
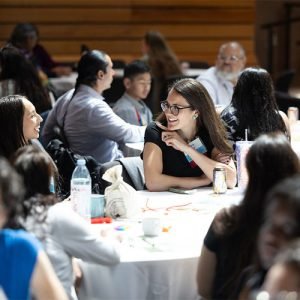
[
  {"x1": 49, "y1": 69, "x2": 203, "y2": 98},
  {"x1": 78, "y1": 188, "x2": 243, "y2": 300},
  {"x1": 49, "y1": 70, "x2": 124, "y2": 97}
]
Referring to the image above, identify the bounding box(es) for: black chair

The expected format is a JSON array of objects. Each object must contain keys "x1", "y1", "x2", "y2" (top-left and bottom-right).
[
  {"x1": 102, "y1": 76, "x2": 125, "y2": 107},
  {"x1": 52, "y1": 125, "x2": 69, "y2": 146},
  {"x1": 275, "y1": 91, "x2": 300, "y2": 117},
  {"x1": 46, "y1": 125, "x2": 101, "y2": 197},
  {"x1": 181, "y1": 60, "x2": 210, "y2": 69},
  {"x1": 112, "y1": 59, "x2": 126, "y2": 69},
  {"x1": 274, "y1": 69, "x2": 296, "y2": 94}
]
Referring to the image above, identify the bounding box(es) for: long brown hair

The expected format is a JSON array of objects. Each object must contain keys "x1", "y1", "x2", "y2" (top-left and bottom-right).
[
  {"x1": 156, "y1": 78, "x2": 233, "y2": 154},
  {"x1": 143, "y1": 31, "x2": 182, "y2": 80}
]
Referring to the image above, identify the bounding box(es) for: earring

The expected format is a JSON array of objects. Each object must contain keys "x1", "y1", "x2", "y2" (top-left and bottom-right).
[{"x1": 192, "y1": 114, "x2": 198, "y2": 120}]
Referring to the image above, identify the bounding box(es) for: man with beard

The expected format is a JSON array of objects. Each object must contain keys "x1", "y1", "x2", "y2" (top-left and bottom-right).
[{"x1": 196, "y1": 42, "x2": 246, "y2": 108}]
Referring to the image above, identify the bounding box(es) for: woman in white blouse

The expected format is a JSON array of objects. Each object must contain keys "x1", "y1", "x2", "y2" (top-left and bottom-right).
[{"x1": 12, "y1": 145, "x2": 121, "y2": 300}]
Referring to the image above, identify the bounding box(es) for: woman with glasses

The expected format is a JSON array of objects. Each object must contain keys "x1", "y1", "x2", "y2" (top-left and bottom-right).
[{"x1": 142, "y1": 78, "x2": 236, "y2": 192}]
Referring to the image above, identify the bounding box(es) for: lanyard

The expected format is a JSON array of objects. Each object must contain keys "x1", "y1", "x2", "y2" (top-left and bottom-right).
[{"x1": 135, "y1": 108, "x2": 143, "y2": 126}]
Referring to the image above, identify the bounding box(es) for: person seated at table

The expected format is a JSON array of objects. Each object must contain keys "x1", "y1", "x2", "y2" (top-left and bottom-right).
[
  {"x1": 196, "y1": 132, "x2": 300, "y2": 300},
  {"x1": 113, "y1": 60, "x2": 153, "y2": 126},
  {"x1": 8, "y1": 22, "x2": 72, "y2": 78},
  {"x1": 42, "y1": 50, "x2": 146, "y2": 164},
  {"x1": 221, "y1": 67, "x2": 290, "y2": 146},
  {"x1": 262, "y1": 238, "x2": 300, "y2": 296},
  {"x1": 0, "y1": 46, "x2": 52, "y2": 114},
  {"x1": 237, "y1": 175, "x2": 300, "y2": 299},
  {"x1": 196, "y1": 41, "x2": 246, "y2": 108},
  {"x1": 0, "y1": 95, "x2": 43, "y2": 160},
  {"x1": 12, "y1": 145, "x2": 121, "y2": 300},
  {"x1": 0, "y1": 157, "x2": 67, "y2": 300},
  {"x1": 141, "y1": 31, "x2": 183, "y2": 114},
  {"x1": 142, "y1": 78, "x2": 236, "y2": 192}
]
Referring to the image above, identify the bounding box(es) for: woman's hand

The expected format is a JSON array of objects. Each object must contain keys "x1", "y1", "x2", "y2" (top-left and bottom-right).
[
  {"x1": 161, "y1": 131, "x2": 189, "y2": 152},
  {"x1": 214, "y1": 152, "x2": 232, "y2": 165},
  {"x1": 156, "y1": 121, "x2": 189, "y2": 152}
]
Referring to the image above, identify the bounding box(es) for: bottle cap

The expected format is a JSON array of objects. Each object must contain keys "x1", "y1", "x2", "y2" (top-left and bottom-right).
[{"x1": 77, "y1": 159, "x2": 86, "y2": 165}]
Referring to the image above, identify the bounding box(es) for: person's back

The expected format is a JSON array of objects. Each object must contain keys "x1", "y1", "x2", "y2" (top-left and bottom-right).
[
  {"x1": 42, "y1": 50, "x2": 145, "y2": 164},
  {"x1": 220, "y1": 67, "x2": 290, "y2": 145},
  {"x1": 23, "y1": 199, "x2": 120, "y2": 299},
  {"x1": 0, "y1": 229, "x2": 42, "y2": 299},
  {"x1": 142, "y1": 31, "x2": 182, "y2": 114},
  {"x1": 196, "y1": 41, "x2": 246, "y2": 107},
  {"x1": 13, "y1": 146, "x2": 121, "y2": 299},
  {"x1": 0, "y1": 157, "x2": 67, "y2": 300},
  {"x1": 113, "y1": 60, "x2": 153, "y2": 125},
  {"x1": 196, "y1": 133, "x2": 300, "y2": 299}
]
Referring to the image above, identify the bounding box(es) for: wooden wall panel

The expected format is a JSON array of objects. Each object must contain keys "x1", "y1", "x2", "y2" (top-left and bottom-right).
[
  {"x1": 0, "y1": 0, "x2": 256, "y2": 66},
  {"x1": 0, "y1": 0, "x2": 253, "y2": 8}
]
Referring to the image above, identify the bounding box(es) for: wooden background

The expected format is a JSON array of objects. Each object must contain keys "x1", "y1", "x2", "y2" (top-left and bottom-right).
[{"x1": 0, "y1": 0, "x2": 256, "y2": 66}]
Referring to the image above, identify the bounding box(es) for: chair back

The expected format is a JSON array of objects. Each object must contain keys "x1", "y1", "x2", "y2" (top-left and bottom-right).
[
  {"x1": 99, "y1": 157, "x2": 145, "y2": 194},
  {"x1": 275, "y1": 91, "x2": 300, "y2": 116},
  {"x1": 275, "y1": 69, "x2": 296, "y2": 94},
  {"x1": 53, "y1": 125, "x2": 69, "y2": 147},
  {"x1": 103, "y1": 76, "x2": 125, "y2": 107}
]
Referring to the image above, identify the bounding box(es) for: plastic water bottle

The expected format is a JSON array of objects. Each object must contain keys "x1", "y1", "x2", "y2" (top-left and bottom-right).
[{"x1": 71, "y1": 159, "x2": 91, "y2": 221}]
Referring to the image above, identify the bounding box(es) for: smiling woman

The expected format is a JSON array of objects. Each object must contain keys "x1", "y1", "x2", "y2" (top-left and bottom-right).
[
  {"x1": 0, "y1": 95, "x2": 43, "y2": 160},
  {"x1": 142, "y1": 78, "x2": 237, "y2": 192}
]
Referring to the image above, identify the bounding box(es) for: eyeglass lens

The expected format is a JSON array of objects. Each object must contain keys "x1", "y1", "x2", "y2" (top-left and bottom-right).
[{"x1": 161, "y1": 102, "x2": 179, "y2": 116}]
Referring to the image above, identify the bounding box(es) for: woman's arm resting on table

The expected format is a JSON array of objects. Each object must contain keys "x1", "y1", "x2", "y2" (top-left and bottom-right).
[
  {"x1": 31, "y1": 251, "x2": 68, "y2": 300},
  {"x1": 196, "y1": 245, "x2": 217, "y2": 300},
  {"x1": 143, "y1": 142, "x2": 211, "y2": 191},
  {"x1": 159, "y1": 129, "x2": 236, "y2": 189},
  {"x1": 184, "y1": 146, "x2": 237, "y2": 189}
]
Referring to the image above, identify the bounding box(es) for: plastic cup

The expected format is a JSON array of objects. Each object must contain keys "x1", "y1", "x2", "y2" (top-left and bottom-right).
[
  {"x1": 90, "y1": 194, "x2": 105, "y2": 218},
  {"x1": 235, "y1": 141, "x2": 253, "y2": 190}
]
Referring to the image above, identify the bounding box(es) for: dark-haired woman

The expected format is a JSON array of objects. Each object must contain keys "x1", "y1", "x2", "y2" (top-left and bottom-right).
[
  {"x1": 0, "y1": 95, "x2": 43, "y2": 160},
  {"x1": 196, "y1": 132, "x2": 300, "y2": 299},
  {"x1": 0, "y1": 46, "x2": 52, "y2": 113},
  {"x1": 42, "y1": 50, "x2": 145, "y2": 163},
  {"x1": 8, "y1": 22, "x2": 72, "y2": 77},
  {"x1": 220, "y1": 67, "x2": 290, "y2": 145},
  {"x1": 142, "y1": 78, "x2": 236, "y2": 191},
  {"x1": 13, "y1": 145, "x2": 120, "y2": 299},
  {"x1": 0, "y1": 157, "x2": 67, "y2": 300},
  {"x1": 142, "y1": 31, "x2": 183, "y2": 114}
]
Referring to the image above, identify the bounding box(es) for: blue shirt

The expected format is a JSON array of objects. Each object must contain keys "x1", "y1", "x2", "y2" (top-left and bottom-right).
[
  {"x1": 0, "y1": 229, "x2": 41, "y2": 300},
  {"x1": 113, "y1": 92, "x2": 153, "y2": 126}
]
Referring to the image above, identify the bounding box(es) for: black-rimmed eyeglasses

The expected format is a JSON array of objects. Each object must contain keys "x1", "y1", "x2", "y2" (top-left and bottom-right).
[{"x1": 160, "y1": 101, "x2": 192, "y2": 116}]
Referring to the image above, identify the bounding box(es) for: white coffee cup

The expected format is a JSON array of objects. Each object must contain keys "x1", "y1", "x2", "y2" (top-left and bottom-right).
[{"x1": 142, "y1": 217, "x2": 161, "y2": 237}]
